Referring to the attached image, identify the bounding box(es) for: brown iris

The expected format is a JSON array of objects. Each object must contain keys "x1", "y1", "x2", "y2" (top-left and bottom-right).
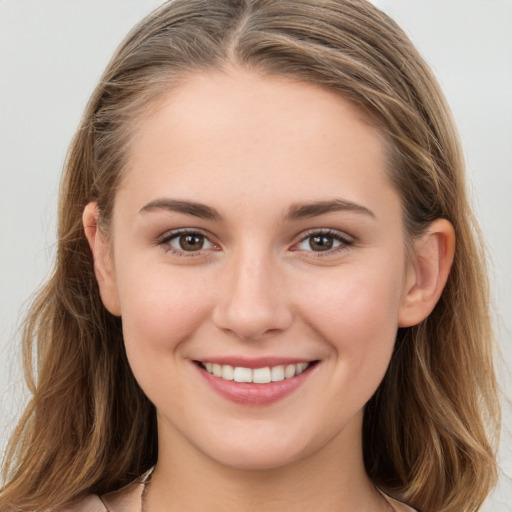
[
  {"x1": 179, "y1": 234, "x2": 205, "y2": 251},
  {"x1": 309, "y1": 235, "x2": 334, "y2": 251}
]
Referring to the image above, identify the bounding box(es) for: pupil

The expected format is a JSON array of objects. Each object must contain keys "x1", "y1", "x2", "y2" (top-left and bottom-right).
[
  {"x1": 310, "y1": 235, "x2": 333, "y2": 251},
  {"x1": 180, "y1": 234, "x2": 204, "y2": 251}
]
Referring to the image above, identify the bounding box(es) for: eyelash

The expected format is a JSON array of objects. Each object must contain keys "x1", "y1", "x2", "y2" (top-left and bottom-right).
[
  {"x1": 292, "y1": 228, "x2": 354, "y2": 256},
  {"x1": 156, "y1": 228, "x2": 354, "y2": 257},
  {"x1": 157, "y1": 228, "x2": 218, "y2": 257}
]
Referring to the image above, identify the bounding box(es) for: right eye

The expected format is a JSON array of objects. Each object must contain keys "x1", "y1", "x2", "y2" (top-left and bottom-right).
[
  {"x1": 158, "y1": 229, "x2": 217, "y2": 256},
  {"x1": 171, "y1": 233, "x2": 210, "y2": 251}
]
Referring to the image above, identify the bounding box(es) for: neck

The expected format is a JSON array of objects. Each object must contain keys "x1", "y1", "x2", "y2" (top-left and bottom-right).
[{"x1": 146, "y1": 414, "x2": 388, "y2": 512}]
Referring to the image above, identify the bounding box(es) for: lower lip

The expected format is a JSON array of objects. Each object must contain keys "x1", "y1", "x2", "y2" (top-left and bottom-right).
[{"x1": 195, "y1": 363, "x2": 316, "y2": 406}]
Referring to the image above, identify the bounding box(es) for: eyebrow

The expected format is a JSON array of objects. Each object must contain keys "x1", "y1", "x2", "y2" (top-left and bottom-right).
[
  {"x1": 139, "y1": 197, "x2": 375, "y2": 221},
  {"x1": 285, "y1": 198, "x2": 375, "y2": 220},
  {"x1": 139, "y1": 198, "x2": 222, "y2": 220}
]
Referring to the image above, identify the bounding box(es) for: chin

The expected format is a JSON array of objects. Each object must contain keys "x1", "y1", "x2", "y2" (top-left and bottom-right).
[
  {"x1": 194, "y1": 425, "x2": 326, "y2": 472},
  {"x1": 206, "y1": 444, "x2": 307, "y2": 472}
]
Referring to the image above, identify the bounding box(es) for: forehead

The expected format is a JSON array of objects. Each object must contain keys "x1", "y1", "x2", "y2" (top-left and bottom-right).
[{"x1": 117, "y1": 69, "x2": 398, "y2": 221}]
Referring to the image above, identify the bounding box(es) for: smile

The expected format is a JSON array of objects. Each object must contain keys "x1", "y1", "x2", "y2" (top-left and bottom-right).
[
  {"x1": 199, "y1": 361, "x2": 311, "y2": 383},
  {"x1": 195, "y1": 359, "x2": 318, "y2": 405}
]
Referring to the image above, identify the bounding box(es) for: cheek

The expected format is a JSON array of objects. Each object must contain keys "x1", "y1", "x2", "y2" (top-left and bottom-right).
[
  {"x1": 297, "y1": 256, "x2": 405, "y2": 367},
  {"x1": 115, "y1": 265, "x2": 213, "y2": 356}
]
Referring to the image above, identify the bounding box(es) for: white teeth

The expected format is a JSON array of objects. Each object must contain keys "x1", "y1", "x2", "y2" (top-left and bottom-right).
[
  {"x1": 284, "y1": 364, "x2": 296, "y2": 379},
  {"x1": 212, "y1": 364, "x2": 222, "y2": 377},
  {"x1": 252, "y1": 367, "x2": 272, "y2": 384},
  {"x1": 202, "y1": 362, "x2": 311, "y2": 383},
  {"x1": 270, "y1": 365, "x2": 285, "y2": 382},
  {"x1": 296, "y1": 362, "x2": 309, "y2": 374},
  {"x1": 233, "y1": 367, "x2": 252, "y2": 383},
  {"x1": 221, "y1": 364, "x2": 234, "y2": 380}
]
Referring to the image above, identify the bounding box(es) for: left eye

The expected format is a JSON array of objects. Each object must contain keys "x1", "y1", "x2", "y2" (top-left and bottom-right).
[
  {"x1": 167, "y1": 232, "x2": 215, "y2": 252},
  {"x1": 295, "y1": 232, "x2": 351, "y2": 252}
]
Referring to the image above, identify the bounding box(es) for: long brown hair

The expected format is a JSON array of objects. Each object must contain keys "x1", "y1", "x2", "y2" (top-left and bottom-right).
[{"x1": 1, "y1": 1, "x2": 499, "y2": 510}]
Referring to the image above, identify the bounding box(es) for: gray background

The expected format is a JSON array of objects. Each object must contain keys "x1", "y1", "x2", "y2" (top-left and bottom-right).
[{"x1": 1, "y1": 1, "x2": 510, "y2": 509}]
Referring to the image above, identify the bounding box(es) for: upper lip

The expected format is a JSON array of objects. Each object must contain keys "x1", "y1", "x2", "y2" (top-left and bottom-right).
[{"x1": 194, "y1": 357, "x2": 316, "y2": 369}]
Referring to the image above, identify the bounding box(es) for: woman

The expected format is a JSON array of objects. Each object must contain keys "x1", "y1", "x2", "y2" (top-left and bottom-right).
[{"x1": 0, "y1": 1, "x2": 500, "y2": 511}]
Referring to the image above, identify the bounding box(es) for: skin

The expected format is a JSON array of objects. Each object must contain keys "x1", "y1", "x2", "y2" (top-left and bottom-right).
[{"x1": 84, "y1": 68, "x2": 454, "y2": 511}]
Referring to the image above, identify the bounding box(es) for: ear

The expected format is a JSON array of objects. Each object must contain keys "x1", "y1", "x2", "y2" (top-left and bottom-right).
[
  {"x1": 83, "y1": 202, "x2": 121, "y2": 316},
  {"x1": 398, "y1": 219, "x2": 455, "y2": 327}
]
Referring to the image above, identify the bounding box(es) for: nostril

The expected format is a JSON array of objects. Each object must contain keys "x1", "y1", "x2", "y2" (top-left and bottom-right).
[{"x1": 212, "y1": 300, "x2": 294, "y2": 341}]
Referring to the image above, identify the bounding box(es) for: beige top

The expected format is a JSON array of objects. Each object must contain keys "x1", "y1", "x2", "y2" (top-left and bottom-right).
[
  {"x1": 59, "y1": 482, "x2": 418, "y2": 512},
  {"x1": 55, "y1": 480, "x2": 141, "y2": 512}
]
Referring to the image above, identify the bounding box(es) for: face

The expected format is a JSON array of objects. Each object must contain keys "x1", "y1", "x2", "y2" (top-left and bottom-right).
[{"x1": 94, "y1": 69, "x2": 418, "y2": 471}]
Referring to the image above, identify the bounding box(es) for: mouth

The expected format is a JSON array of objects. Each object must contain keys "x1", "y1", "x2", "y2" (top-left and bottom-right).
[
  {"x1": 196, "y1": 361, "x2": 313, "y2": 383},
  {"x1": 193, "y1": 359, "x2": 319, "y2": 405}
]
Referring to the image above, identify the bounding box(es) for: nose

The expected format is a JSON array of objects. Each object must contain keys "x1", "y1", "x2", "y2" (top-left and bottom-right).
[{"x1": 212, "y1": 252, "x2": 293, "y2": 341}]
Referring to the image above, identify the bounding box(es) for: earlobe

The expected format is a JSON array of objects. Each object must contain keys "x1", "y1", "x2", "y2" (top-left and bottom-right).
[
  {"x1": 398, "y1": 219, "x2": 455, "y2": 327},
  {"x1": 82, "y1": 202, "x2": 121, "y2": 316}
]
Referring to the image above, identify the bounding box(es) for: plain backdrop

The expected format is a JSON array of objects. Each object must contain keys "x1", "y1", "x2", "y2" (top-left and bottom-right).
[{"x1": 1, "y1": 1, "x2": 511, "y2": 509}]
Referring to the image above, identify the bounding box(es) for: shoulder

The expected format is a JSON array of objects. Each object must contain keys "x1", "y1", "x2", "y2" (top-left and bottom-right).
[
  {"x1": 53, "y1": 494, "x2": 107, "y2": 512},
  {"x1": 99, "y1": 481, "x2": 143, "y2": 512},
  {"x1": 53, "y1": 480, "x2": 142, "y2": 512},
  {"x1": 53, "y1": 468, "x2": 150, "y2": 512},
  {"x1": 380, "y1": 491, "x2": 419, "y2": 512}
]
